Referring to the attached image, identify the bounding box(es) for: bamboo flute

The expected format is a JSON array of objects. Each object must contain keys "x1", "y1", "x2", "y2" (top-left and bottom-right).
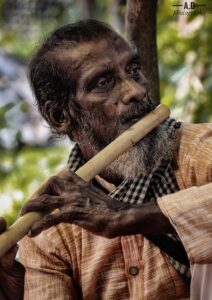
[{"x1": 0, "y1": 104, "x2": 170, "y2": 257}]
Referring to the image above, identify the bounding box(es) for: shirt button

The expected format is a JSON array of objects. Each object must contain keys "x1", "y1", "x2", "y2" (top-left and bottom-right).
[{"x1": 129, "y1": 266, "x2": 139, "y2": 276}]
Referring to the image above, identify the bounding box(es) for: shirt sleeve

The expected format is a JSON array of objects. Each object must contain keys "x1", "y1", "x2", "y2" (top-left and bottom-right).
[
  {"x1": 158, "y1": 124, "x2": 212, "y2": 265},
  {"x1": 157, "y1": 183, "x2": 212, "y2": 264},
  {"x1": 19, "y1": 228, "x2": 79, "y2": 300}
]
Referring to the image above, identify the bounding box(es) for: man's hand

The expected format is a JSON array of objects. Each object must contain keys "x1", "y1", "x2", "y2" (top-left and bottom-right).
[
  {"x1": 0, "y1": 217, "x2": 25, "y2": 300},
  {"x1": 21, "y1": 172, "x2": 132, "y2": 238},
  {"x1": 21, "y1": 172, "x2": 175, "y2": 238}
]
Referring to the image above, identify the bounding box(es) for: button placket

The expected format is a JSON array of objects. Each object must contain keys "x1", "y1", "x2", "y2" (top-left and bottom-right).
[
  {"x1": 121, "y1": 235, "x2": 143, "y2": 276},
  {"x1": 121, "y1": 235, "x2": 144, "y2": 299}
]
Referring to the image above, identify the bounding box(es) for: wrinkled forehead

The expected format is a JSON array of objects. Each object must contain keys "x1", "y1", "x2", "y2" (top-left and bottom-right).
[
  {"x1": 72, "y1": 35, "x2": 131, "y2": 58},
  {"x1": 57, "y1": 35, "x2": 134, "y2": 72}
]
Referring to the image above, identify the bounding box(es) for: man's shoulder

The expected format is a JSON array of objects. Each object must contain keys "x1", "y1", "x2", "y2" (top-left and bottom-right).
[
  {"x1": 177, "y1": 122, "x2": 212, "y2": 144},
  {"x1": 175, "y1": 123, "x2": 212, "y2": 189},
  {"x1": 176, "y1": 122, "x2": 212, "y2": 155}
]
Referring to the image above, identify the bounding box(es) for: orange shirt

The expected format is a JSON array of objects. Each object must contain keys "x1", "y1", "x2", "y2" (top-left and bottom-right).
[{"x1": 19, "y1": 123, "x2": 212, "y2": 299}]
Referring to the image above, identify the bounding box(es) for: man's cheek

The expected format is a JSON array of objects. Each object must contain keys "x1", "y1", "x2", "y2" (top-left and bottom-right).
[
  {"x1": 95, "y1": 122, "x2": 117, "y2": 144},
  {"x1": 102, "y1": 99, "x2": 119, "y2": 119}
]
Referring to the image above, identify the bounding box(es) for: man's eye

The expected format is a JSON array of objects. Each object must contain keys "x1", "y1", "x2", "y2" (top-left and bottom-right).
[
  {"x1": 96, "y1": 75, "x2": 114, "y2": 89},
  {"x1": 128, "y1": 63, "x2": 141, "y2": 76}
]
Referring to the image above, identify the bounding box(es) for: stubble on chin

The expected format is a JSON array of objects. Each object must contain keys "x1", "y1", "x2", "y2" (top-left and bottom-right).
[{"x1": 105, "y1": 122, "x2": 177, "y2": 180}]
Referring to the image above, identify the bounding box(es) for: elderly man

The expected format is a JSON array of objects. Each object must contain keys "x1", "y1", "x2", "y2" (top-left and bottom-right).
[{"x1": 1, "y1": 19, "x2": 211, "y2": 299}]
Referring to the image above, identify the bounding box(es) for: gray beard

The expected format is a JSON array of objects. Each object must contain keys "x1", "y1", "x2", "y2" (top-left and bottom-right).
[
  {"x1": 76, "y1": 97, "x2": 177, "y2": 180},
  {"x1": 78, "y1": 120, "x2": 177, "y2": 181},
  {"x1": 105, "y1": 121, "x2": 177, "y2": 180}
]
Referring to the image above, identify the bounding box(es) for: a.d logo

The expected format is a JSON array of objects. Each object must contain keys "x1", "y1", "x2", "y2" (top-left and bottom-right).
[
  {"x1": 183, "y1": 1, "x2": 196, "y2": 9},
  {"x1": 172, "y1": 1, "x2": 208, "y2": 16}
]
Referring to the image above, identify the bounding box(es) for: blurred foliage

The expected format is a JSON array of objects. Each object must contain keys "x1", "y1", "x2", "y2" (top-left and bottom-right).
[
  {"x1": 158, "y1": 0, "x2": 212, "y2": 122},
  {"x1": 0, "y1": 0, "x2": 211, "y2": 224},
  {"x1": 0, "y1": 0, "x2": 81, "y2": 59},
  {"x1": 1, "y1": 145, "x2": 70, "y2": 226}
]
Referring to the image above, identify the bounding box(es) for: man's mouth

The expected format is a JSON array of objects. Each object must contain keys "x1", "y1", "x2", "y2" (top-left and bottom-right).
[
  {"x1": 124, "y1": 115, "x2": 145, "y2": 127},
  {"x1": 118, "y1": 95, "x2": 155, "y2": 129},
  {"x1": 117, "y1": 113, "x2": 148, "y2": 136},
  {"x1": 119, "y1": 109, "x2": 151, "y2": 127}
]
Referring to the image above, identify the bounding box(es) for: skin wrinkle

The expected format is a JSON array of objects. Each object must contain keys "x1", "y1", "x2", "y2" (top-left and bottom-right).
[
  {"x1": 81, "y1": 118, "x2": 176, "y2": 180},
  {"x1": 27, "y1": 173, "x2": 171, "y2": 236},
  {"x1": 69, "y1": 36, "x2": 132, "y2": 62},
  {"x1": 53, "y1": 38, "x2": 176, "y2": 181},
  {"x1": 40, "y1": 37, "x2": 146, "y2": 139},
  {"x1": 60, "y1": 40, "x2": 138, "y2": 103},
  {"x1": 78, "y1": 52, "x2": 141, "y2": 98},
  {"x1": 75, "y1": 96, "x2": 176, "y2": 180},
  {"x1": 34, "y1": 34, "x2": 175, "y2": 185}
]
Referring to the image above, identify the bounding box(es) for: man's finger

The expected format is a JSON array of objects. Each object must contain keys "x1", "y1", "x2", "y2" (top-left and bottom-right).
[
  {"x1": 44, "y1": 176, "x2": 65, "y2": 195},
  {"x1": 28, "y1": 211, "x2": 87, "y2": 237},
  {"x1": 66, "y1": 172, "x2": 88, "y2": 186},
  {"x1": 0, "y1": 217, "x2": 7, "y2": 234},
  {"x1": 28, "y1": 213, "x2": 66, "y2": 236},
  {"x1": 27, "y1": 175, "x2": 65, "y2": 203},
  {"x1": 20, "y1": 195, "x2": 65, "y2": 216}
]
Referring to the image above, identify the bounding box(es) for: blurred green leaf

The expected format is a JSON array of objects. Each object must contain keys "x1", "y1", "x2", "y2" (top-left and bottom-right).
[{"x1": 1, "y1": 145, "x2": 70, "y2": 225}]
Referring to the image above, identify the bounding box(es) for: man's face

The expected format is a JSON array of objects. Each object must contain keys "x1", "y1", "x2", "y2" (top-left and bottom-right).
[
  {"x1": 69, "y1": 35, "x2": 152, "y2": 146},
  {"x1": 61, "y1": 34, "x2": 175, "y2": 179}
]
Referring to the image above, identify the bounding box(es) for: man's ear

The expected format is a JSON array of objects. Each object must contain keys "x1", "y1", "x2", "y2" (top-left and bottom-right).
[{"x1": 44, "y1": 101, "x2": 74, "y2": 134}]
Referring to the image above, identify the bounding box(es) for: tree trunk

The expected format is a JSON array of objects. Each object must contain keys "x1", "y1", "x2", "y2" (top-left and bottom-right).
[
  {"x1": 81, "y1": 0, "x2": 95, "y2": 19},
  {"x1": 108, "y1": 0, "x2": 125, "y2": 34},
  {"x1": 125, "y1": 0, "x2": 160, "y2": 104}
]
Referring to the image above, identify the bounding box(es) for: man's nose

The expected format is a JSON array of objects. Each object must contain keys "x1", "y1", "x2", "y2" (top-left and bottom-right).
[{"x1": 121, "y1": 79, "x2": 147, "y2": 105}]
